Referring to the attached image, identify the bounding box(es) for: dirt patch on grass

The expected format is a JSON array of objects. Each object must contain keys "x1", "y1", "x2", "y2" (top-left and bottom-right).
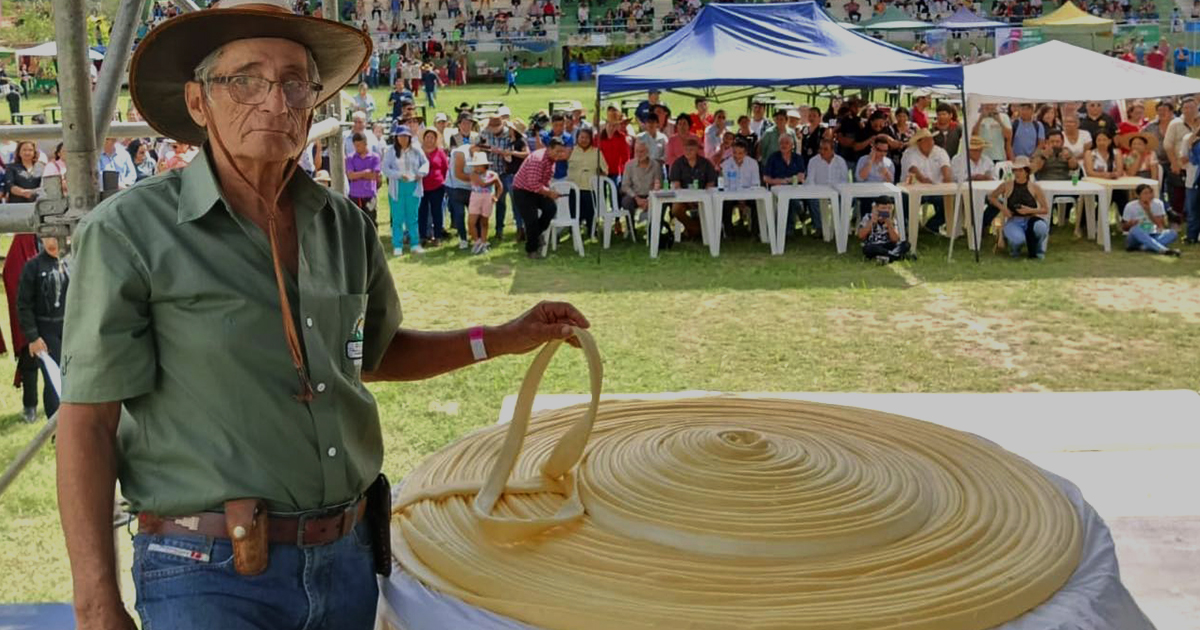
[{"x1": 1077, "y1": 279, "x2": 1200, "y2": 323}]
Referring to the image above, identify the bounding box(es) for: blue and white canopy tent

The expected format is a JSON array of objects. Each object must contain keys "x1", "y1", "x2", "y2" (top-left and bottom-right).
[
  {"x1": 594, "y1": 1, "x2": 981, "y2": 259},
  {"x1": 597, "y1": 1, "x2": 960, "y2": 95}
]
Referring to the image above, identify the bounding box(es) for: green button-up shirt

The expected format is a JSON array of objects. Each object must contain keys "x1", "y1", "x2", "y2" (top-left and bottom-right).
[{"x1": 61, "y1": 146, "x2": 402, "y2": 516}]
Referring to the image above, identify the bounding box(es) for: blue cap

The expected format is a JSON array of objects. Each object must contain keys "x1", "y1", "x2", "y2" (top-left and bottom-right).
[{"x1": 393, "y1": 125, "x2": 413, "y2": 137}]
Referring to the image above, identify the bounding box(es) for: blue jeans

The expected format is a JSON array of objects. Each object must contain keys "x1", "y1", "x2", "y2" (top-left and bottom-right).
[
  {"x1": 1187, "y1": 187, "x2": 1200, "y2": 242},
  {"x1": 1125, "y1": 226, "x2": 1177, "y2": 252},
  {"x1": 1004, "y1": 216, "x2": 1049, "y2": 258},
  {"x1": 391, "y1": 181, "x2": 421, "y2": 251},
  {"x1": 132, "y1": 523, "x2": 377, "y2": 630},
  {"x1": 447, "y1": 187, "x2": 470, "y2": 241},
  {"x1": 494, "y1": 174, "x2": 516, "y2": 236},
  {"x1": 425, "y1": 87, "x2": 436, "y2": 108},
  {"x1": 420, "y1": 185, "x2": 446, "y2": 240}
]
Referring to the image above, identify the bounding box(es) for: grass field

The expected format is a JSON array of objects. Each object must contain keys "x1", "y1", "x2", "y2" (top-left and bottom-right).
[{"x1": 1, "y1": 82, "x2": 1199, "y2": 608}]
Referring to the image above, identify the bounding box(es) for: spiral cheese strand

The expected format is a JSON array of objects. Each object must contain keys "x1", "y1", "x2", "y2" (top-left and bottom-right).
[{"x1": 392, "y1": 329, "x2": 1082, "y2": 630}]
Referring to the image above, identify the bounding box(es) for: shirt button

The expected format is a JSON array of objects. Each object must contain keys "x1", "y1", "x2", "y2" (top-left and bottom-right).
[
  {"x1": 327, "y1": 447, "x2": 337, "y2": 457},
  {"x1": 316, "y1": 382, "x2": 327, "y2": 393},
  {"x1": 306, "y1": 317, "x2": 314, "y2": 328}
]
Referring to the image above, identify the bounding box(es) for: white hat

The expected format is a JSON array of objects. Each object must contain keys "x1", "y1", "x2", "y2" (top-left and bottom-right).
[
  {"x1": 467, "y1": 152, "x2": 490, "y2": 167},
  {"x1": 498, "y1": 106, "x2": 512, "y2": 117},
  {"x1": 435, "y1": 112, "x2": 449, "y2": 122}
]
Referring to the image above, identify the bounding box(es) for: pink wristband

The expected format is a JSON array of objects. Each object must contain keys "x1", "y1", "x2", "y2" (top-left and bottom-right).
[{"x1": 469, "y1": 326, "x2": 487, "y2": 361}]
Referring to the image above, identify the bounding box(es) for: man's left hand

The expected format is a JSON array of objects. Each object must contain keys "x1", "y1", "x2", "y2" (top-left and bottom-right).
[{"x1": 495, "y1": 301, "x2": 591, "y2": 355}]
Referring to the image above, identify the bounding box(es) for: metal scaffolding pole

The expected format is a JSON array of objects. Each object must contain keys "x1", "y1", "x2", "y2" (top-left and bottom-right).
[
  {"x1": 51, "y1": 0, "x2": 101, "y2": 229},
  {"x1": 93, "y1": 0, "x2": 147, "y2": 147},
  {"x1": 0, "y1": 121, "x2": 155, "y2": 142},
  {"x1": 321, "y1": 0, "x2": 347, "y2": 194}
]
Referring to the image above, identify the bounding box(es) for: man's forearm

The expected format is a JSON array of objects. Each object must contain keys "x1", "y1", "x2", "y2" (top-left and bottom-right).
[
  {"x1": 57, "y1": 402, "x2": 124, "y2": 620},
  {"x1": 365, "y1": 326, "x2": 506, "y2": 382}
]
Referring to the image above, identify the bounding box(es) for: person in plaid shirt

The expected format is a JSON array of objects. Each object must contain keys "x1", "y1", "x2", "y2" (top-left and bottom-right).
[
  {"x1": 478, "y1": 112, "x2": 517, "y2": 240},
  {"x1": 512, "y1": 139, "x2": 570, "y2": 259}
]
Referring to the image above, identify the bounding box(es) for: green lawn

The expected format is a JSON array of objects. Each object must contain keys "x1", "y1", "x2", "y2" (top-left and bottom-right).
[{"x1": 2, "y1": 82, "x2": 1200, "y2": 608}]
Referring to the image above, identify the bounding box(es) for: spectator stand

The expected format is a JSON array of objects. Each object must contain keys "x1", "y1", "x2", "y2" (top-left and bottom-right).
[{"x1": 596, "y1": 1, "x2": 967, "y2": 257}]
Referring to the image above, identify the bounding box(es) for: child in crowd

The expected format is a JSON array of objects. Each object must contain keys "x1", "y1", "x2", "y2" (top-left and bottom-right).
[
  {"x1": 467, "y1": 152, "x2": 503, "y2": 254},
  {"x1": 856, "y1": 196, "x2": 911, "y2": 264}
]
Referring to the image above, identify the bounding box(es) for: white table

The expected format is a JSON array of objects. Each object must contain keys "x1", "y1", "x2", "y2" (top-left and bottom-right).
[
  {"x1": 832, "y1": 182, "x2": 905, "y2": 254},
  {"x1": 1036, "y1": 180, "x2": 1107, "y2": 251},
  {"x1": 950, "y1": 180, "x2": 1004, "y2": 252},
  {"x1": 648, "y1": 188, "x2": 717, "y2": 258},
  {"x1": 900, "y1": 182, "x2": 961, "y2": 252},
  {"x1": 1082, "y1": 177, "x2": 1160, "y2": 252},
  {"x1": 709, "y1": 188, "x2": 775, "y2": 255},
  {"x1": 771, "y1": 184, "x2": 840, "y2": 254}
]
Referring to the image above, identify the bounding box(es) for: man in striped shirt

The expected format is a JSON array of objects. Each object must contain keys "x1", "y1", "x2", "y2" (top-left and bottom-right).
[{"x1": 513, "y1": 138, "x2": 570, "y2": 259}]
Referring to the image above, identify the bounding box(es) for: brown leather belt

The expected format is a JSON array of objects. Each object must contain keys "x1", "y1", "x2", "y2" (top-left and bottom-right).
[{"x1": 138, "y1": 499, "x2": 367, "y2": 548}]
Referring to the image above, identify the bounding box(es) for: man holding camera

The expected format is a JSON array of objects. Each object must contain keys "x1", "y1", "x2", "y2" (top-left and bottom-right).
[{"x1": 857, "y1": 196, "x2": 911, "y2": 264}]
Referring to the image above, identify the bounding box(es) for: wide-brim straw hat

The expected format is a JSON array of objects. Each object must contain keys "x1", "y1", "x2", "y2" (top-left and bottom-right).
[
  {"x1": 467, "y1": 152, "x2": 490, "y2": 167},
  {"x1": 1011, "y1": 155, "x2": 1032, "y2": 171},
  {"x1": 130, "y1": 0, "x2": 371, "y2": 145},
  {"x1": 1115, "y1": 131, "x2": 1159, "y2": 152},
  {"x1": 967, "y1": 136, "x2": 989, "y2": 150},
  {"x1": 908, "y1": 128, "x2": 935, "y2": 146}
]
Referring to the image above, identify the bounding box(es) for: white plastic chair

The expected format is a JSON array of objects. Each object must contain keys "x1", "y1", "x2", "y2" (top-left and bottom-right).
[
  {"x1": 993, "y1": 160, "x2": 1013, "y2": 180},
  {"x1": 592, "y1": 176, "x2": 635, "y2": 248},
  {"x1": 1049, "y1": 166, "x2": 1085, "y2": 227},
  {"x1": 549, "y1": 180, "x2": 585, "y2": 257}
]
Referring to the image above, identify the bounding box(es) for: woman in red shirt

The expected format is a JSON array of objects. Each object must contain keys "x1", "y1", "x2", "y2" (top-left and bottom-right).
[
  {"x1": 420, "y1": 128, "x2": 450, "y2": 245},
  {"x1": 596, "y1": 118, "x2": 631, "y2": 180}
]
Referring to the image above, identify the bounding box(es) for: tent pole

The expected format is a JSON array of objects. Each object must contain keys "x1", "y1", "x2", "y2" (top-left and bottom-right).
[{"x1": 959, "y1": 83, "x2": 979, "y2": 263}]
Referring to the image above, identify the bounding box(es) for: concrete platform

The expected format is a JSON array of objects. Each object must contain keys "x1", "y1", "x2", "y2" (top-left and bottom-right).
[{"x1": 497, "y1": 390, "x2": 1200, "y2": 630}]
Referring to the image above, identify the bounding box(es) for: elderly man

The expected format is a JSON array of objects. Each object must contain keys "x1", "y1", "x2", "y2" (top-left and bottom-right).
[
  {"x1": 901, "y1": 129, "x2": 953, "y2": 233},
  {"x1": 668, "y1": 136, "x2": 718, "y2": 239},
  {"x1": 763, "y1": 134, "x2": 815, "y2": 237},
  {"x1": 718, "y1": 139, "x2": 761, "y2": 237},
  {"x1": 512, "y1": 138, "x2": 571, "y2": 259},
  {"x1": 1164, "y1": 97, "x2": 1199, "y2": 223},
  {"x1": 620, "y1": 140, "x2": 661, "y2": 219},
  {"x1": 59, "y1": 4, "x2": 589, "y2": 629},
  {"x1": 343, "y1": 110, "x2": 382, "y2": 157}
]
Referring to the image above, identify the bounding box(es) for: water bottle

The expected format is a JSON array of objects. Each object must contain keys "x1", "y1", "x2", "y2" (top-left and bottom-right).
[
  {"x1": 1071, "y1": 170, "x2": 1079, "y2": 186},
  {"x1": 717, "y1": 176, "x2": 725, "y2": 191},
  {"x1": 727, "y1": 167, "x2": 738, "y2": 191}
]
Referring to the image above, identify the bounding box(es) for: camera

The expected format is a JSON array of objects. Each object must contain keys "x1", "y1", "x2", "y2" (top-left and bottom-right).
[{"x1": 877, "y1": 210, "x2": 891, "y2": 220}]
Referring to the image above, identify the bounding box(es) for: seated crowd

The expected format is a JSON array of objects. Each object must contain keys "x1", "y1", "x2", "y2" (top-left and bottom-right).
[{"x1": 321, "y1": 87, "x2": 1194, "y2": 262}]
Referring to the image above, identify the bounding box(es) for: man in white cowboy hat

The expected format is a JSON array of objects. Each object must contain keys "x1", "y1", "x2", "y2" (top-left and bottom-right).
[
  {"x1": 901, "y1": 127, "x2": 953, "y2": 233},
  {"x1": 55, "y1": 1, "x2": 590, "y2": 628},
  {"x1": 951, "y1": 136, "x2": 996, "y2": 184}
]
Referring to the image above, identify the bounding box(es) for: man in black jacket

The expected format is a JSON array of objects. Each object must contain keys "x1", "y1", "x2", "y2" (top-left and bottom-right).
[{"x1": 17, "y1": 236, "x2": 69, "y2": 421}]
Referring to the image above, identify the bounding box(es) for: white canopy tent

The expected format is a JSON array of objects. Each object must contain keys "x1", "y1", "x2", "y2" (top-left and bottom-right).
[
  {"x1": 952, "y1": 40, "x2": 1200, "y2": 259},
  {"x1": 15, "y1": 41, "x2": 105, "y2": 61},
  {"x1": 964, "y1": 40, "x2": 1200, "y2": 109}
]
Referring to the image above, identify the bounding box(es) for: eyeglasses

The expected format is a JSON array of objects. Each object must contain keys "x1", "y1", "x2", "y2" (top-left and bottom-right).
[{"x1": 206, "y1": 75, "x2": 324, "y2": 110}]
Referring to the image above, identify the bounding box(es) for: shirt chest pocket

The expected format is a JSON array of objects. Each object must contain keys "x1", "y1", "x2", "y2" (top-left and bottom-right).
[
  {"x1": 342, "y1": 293, "x2": 369, "y2": 375},
  {"x1": 321, "y1": 293, "x2": 369, "y2": 377}
]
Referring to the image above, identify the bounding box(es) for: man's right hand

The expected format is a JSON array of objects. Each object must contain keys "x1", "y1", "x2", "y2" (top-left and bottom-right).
[{"x1": 28, "y1": 338, "x2": 47, "y2": 357}]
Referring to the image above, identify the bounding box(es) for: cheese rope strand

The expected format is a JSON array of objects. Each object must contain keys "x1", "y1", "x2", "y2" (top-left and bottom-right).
[{"x1": 392, "y1": 331, "x2": 1083, "y2": 630}]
